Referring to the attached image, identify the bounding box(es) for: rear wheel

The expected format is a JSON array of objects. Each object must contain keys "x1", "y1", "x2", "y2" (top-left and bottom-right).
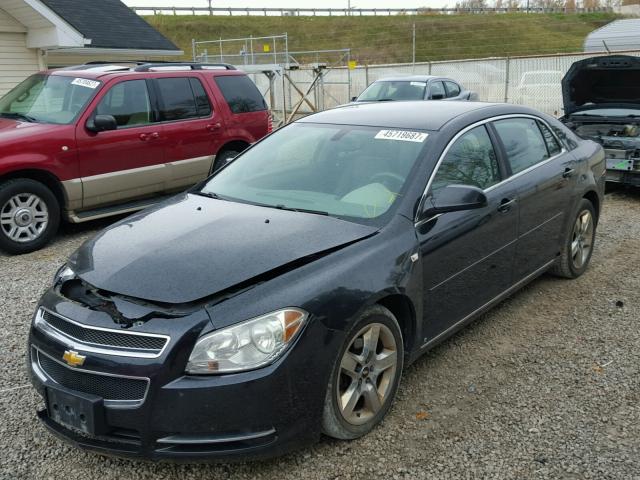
[
  {"x1": 212, "y1": 149, "x2": 241, "y2": 173},
  {"x1": 322, "y1": 305, "x2": 403, "y2": 440},
  {"x1": 0, "y1": 179, "x2": 60, "y2": 255},
  {"x1": 552, "y1": 198, "x2": 596, "y2": 279}
]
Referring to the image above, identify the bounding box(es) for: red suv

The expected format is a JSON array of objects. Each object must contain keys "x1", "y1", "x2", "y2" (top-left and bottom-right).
[{"x1": 0, "y1": 62, "x2": 271, "y2": 254}]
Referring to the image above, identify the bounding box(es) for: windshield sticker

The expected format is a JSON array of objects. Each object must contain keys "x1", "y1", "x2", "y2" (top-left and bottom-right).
[
  {"x1": 410, "y1": 82, "x2": 427, "y2": 87},
  {"x1": 71, "y1": 78, "x2": 100, "y2": 89},
  {"x1": 375, "y1": 130, "x2": 428, "y2": 143}
]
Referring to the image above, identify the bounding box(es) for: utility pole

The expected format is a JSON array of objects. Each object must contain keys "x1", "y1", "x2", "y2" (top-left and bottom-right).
[
  {"x1": 412, "y1": 22, "x2": 416, "y2": 69},
  {"x1": 208, "y1": 0, "x2": 212, "y2": 15}
]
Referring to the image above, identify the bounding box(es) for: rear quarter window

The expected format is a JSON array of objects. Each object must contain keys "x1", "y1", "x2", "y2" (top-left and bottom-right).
[{"x1": 214, "y1": 76, "x2": 267, "y2": 114}]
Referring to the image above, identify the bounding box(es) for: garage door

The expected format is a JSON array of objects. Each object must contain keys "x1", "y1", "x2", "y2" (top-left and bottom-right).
[{"x1": 0, "y1": 32, "x2": 40, "y2": 96}]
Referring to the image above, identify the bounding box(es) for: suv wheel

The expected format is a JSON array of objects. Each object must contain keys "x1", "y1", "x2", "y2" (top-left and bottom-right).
[
  {"x1": 212, "y1": 150, "x2": 241, "y2": 173},
  {"x1": 552, "y1": 198, "x2": 596, "y2": 279},
  {"x1": 0, "y1": 179, "x2": 60, "y2": 255},
  {"x1": 322, "y1": 305, "x2": 404, "y2": 440}
]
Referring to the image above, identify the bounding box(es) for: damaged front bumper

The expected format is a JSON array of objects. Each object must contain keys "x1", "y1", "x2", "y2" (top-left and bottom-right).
[{"x1": 27, "y1": 288, "x2": 333, "y2": 461}]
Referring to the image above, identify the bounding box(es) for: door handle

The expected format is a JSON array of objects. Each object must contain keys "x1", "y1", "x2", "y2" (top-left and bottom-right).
[
  {"x1": 497, "y1": 198, "x2": 516, "y2": 213},
  {"x1": 562, "y1": 167, "x2": 575, "y2": 178},
  {"x1": 139, "y1": 132, "x2": 159, "y2": 141},
  {"x1": 206, "y1": 123, "x2": 222, "y2": 132}
]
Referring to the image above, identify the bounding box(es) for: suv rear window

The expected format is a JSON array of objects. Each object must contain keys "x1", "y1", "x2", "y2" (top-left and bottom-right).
[
  {"x1": 215, "y1": 76, "x2": 267, "y2": 114},
  {"x1": 156, "y1": 77, "x2": 211, "y2": 121}
]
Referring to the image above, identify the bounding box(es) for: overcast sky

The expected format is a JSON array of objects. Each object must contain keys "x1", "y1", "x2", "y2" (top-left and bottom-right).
[{"x1": 122, "y1": 0, "x2": 451, "y2": 10}]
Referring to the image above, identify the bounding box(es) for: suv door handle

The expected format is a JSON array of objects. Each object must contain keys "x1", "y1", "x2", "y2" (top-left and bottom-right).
[
  {"x1": 562, "y1": 167, "x2": 575, "y2": 178},
  {"x1": 206, "y1": 123, "x2": 222, "y2": 132},
  {"x1": 497, "y1": 198, "x2": 516, "y2": 213}
]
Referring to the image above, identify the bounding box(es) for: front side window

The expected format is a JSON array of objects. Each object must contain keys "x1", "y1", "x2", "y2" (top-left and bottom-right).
[
  {"x1": 357, "y1": 81, "x2": 427, "y2": 102},
  {"x1": 0, "y1": 74, "x2": 99, "y2": 124},
  {"x1": 429, "y1": 81, "x2": 446, "y2": 100},
  {"x1": 200, "y1": 123, "x2": 428, "y2": 223},
  {"x1": 95, "y1": 80, "x2": 151, "y2": 128},
  {"x1": 215, "y1": 76, "x2": 267, "y2": 113},
  {"x1": 431, "y1": 125, "x2": 500, "y2": 191},
  {"x1": 444, "y1": 81, "x2": 461, "y2": 98},
  {"x1": 493, "y1": 118, "x2": 550, "y2": 174}
]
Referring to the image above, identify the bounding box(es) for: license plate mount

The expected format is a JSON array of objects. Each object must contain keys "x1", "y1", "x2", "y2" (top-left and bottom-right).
[{"x1": 46, "y1": 384, "x2": 106, "y2": 436}]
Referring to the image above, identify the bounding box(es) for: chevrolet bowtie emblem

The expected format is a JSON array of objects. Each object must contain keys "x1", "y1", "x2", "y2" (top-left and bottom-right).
[{"x1": 62, "y1": 350, "x2": 86, "y2": 367}]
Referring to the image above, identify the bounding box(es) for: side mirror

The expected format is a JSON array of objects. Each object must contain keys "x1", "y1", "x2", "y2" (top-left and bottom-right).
[
  {"x1": 420, "y1": 184, "x2": 488, "y2": 219},
  {"x1": 351, "y1": 96, "x2": 358, "y2": 102},
  {"x1": 87, "y1": 114, "x2": 117, "y2": 132},
  {"x1": 430, "y1": 93, "x2": 445, "y2": 100}
]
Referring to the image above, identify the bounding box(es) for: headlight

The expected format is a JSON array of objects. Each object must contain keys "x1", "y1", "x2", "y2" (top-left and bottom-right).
[
  {"x1": 186, "y1": 308, "x2": 308, "y2": 374},
  {"x1": 53, "y1": 265, "x2": 75, "y2": 286}
]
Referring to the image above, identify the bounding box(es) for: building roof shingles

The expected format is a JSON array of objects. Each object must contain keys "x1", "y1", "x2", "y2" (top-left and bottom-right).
[{"x1": 40, "y1": 0, "x2": 180, "y2": 51}]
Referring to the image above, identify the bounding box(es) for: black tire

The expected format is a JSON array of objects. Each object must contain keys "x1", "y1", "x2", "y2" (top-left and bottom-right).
[
  {"x1": 0, "y1": 178, "x2": 60, "y2": 255},
  {"x1": 212, "y1": 150, "x2": 241, "y2": 173},
  {"x1": 551, "y1": 198, "x2": 597, "y2": 279},
  {"x1": 322, "y1": 305, "x2": 404, "y2": 440}
]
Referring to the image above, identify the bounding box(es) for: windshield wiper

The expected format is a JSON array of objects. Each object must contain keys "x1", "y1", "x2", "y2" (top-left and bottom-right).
[
  {"x1": 274, "y1": 204, "x2": 329, "y2": 216},
  {"x1": 377, "y1": 98, "x2": 395, "y2": 102},
  {"x1": 192, "y1": 191, "x2": 222, "y2": 200},
  {"x1": 0, "y1": 112, "x2": 37, "y2": 122}
]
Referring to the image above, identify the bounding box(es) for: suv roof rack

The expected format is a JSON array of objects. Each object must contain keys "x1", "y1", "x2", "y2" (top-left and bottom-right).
[{"x1": 133, "y1": 62, "x2": 236, "y2": 72}]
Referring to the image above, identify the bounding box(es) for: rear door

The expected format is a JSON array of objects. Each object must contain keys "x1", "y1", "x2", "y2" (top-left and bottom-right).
[
  {"x1": 152, "y1": 76, "x2": 221, "y2": 190},
  {"x1": 491, "y1": 116, "x2": 577, "y2": 279},
  {"x1": 418, "y1": 124, "x2": 519, "y2": 341},
  {"x1": 76, "y1": 78, "x2": 165, "y2": 208}
]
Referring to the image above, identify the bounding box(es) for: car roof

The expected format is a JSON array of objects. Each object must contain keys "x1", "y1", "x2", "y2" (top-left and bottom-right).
[
  {"x1": 371, "y1": 75, "x2": 446, "y2": 82},
  {"x1": 44, "y1": 64, "x2": 246, "y2": 80},
  {"x1": 298, "y1": 101, "x2": 509, "y2": 131}
]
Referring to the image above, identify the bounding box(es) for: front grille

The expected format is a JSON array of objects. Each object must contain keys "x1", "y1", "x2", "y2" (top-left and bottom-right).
[
  {"x1": 41, "y1": 309, "x2": 167, "y2": 353},
  {"x1": 37, "y1": 349, "x2": 148, "y2": 402}
]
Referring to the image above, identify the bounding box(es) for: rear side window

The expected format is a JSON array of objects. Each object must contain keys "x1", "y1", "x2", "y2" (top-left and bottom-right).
[
  {"x1": 95, "y1": 79, "x2": 151, "y2": 128},
  {"x1": 429, "y1": 81, "x2": 446, "y2": 100},
  {"x1": 215, "y1": 76, "x2": 267, "y2": 114},
  {"x1": 493, "y1": 118, "x2": 550, "y2": 174},
  {"x1": 537, "y1": 120, "x2": 562, "y2": 156},
  {"x1": 431, "y1": 125, "x2": 501, "y2": 191},
  {"x1": 189, "y1": 78, "x2": 212, "y2": 117},
  {"x1": 444, "y1": 81, "x2": 461, "y2": 98},
  {"x1": 157, "y1": 78, "x2": 195, "y2": 121}
]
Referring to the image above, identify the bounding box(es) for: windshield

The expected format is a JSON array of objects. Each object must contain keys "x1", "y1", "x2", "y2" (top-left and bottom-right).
[
  {"x1": 200, "y1": 123, "x2": 429, "y2": 223},
  {"x1": 357, "y1": 81, "x2": 427, "y2": 102},
  {"x1": 0, "y1": 74, "x2": 100, "y2": 124}
]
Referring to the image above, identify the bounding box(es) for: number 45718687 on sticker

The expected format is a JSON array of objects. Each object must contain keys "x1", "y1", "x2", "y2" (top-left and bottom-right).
[{"x1": 374, "y1": 130, "x2": 429, "y2": 143}]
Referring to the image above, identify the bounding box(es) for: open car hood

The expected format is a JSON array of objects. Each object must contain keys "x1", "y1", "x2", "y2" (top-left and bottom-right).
[
  {"x1": 68, "y1": 193, "x2": 377, "y2": 304},
  {"x1": 562, "y1": 55, "x2": 640, "y2": 115}
]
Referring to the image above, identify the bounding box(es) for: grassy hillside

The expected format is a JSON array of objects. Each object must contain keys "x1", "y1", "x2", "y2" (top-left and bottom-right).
[{"x1": 145, "y1": 12, "x2": 618, "y2": 64}]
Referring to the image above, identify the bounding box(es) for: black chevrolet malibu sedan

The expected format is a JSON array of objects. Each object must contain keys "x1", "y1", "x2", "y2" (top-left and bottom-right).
[{"x1": 28, "y1": 101, "x2": 605, "y2": 461}]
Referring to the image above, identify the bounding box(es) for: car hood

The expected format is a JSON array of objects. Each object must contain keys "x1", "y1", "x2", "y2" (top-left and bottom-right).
[
  {"x1": 562, "y1": 55, "x2": 640, "y2": 115},
  {"x1": 0, "y1": 118, "x2": 63, "y2": 142},
  {"x1": 68, "y1": 193, "x2": 378, "y2": 304}
]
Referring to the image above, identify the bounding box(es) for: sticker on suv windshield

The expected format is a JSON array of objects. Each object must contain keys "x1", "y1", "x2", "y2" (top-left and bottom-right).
[
  {"x1": 71, "y1": 78, "x2": 100, "y2": 89},
  {"x1": 375, "y1": 130, "x2": 428, "y2": 143}
]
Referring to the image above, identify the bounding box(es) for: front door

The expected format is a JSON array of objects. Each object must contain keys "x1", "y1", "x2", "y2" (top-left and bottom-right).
[
  {"x1": 417, "y1": 124, "x2": 519, "y2": 342},
  {"x1": 75, "y1": 79, "x2": 166, "y2": 209}
]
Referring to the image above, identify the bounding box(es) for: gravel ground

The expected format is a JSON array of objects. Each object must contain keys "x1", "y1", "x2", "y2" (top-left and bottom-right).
[{"x1": 1, "y1": 190, "x2": 639, "y2": 480}]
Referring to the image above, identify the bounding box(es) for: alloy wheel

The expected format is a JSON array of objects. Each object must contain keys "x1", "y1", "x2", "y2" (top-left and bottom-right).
[
  {"x1": 336, "y1": 323, "x2": 398, "y2": 426},
  {"x1": 571, "y1": 209, "x2": 593, "y2": 269},
  {"x1": 0, "y1": 193, "x2": 49, "y2": 243}
]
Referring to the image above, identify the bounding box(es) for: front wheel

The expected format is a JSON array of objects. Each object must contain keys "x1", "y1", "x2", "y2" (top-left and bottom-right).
[
  {"x1": 0, "y1": 179, "x2": 60, "y2": 255},
  {"x1": 552, "y1": 198, "x2": 596, "y2": 279},
  {"x1": 322, "y1": 305, "x2": 404, "y2": 440},
  {"x1": 212, "y1": 150, "x2": 241, "y2": 173}
]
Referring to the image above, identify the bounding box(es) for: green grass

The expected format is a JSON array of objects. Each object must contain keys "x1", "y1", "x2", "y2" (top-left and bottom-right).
[{"x1": 145, "y1": 12, "x2": 618, "y2": 64}]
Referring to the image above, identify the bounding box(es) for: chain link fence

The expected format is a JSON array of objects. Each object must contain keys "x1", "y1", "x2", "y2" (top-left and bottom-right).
[{"x1": 247, "y1": 49, "x2": 640, "y2": 120}]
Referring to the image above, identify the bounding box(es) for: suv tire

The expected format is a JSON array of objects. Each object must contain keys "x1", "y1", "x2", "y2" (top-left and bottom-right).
[{"x1": 0, "y1": 179, "x2": 60, "y2": 255}]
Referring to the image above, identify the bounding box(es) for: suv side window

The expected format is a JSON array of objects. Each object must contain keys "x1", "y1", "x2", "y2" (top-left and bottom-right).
[
  {"x1": 189, "y1": 78, "x2": 212, "y2": 117},
  {"x1": 537, "y1": 120, "x2": 562, "y2": 156},
  {"x1": 429, "y1": 81, "x2": 446, "y2": 100},
  {"x1": 431, "y1": 125, "x2": 501, "y2": 191},
  {"x1": 156, "y1": 77, "x2": 206, "y2": 121},
  {"x1": 95, "y1": 80, "x2": 151, "y2": 128},
  {"x1": 493, "y1": 118, "x2": 550, "y2": 174},
  {"x1": 444, "y1": 81, "x2": 461, "y2": 98},
  {"x1": 215, "y1": 76, "x2": 267, "y2": 114}
]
